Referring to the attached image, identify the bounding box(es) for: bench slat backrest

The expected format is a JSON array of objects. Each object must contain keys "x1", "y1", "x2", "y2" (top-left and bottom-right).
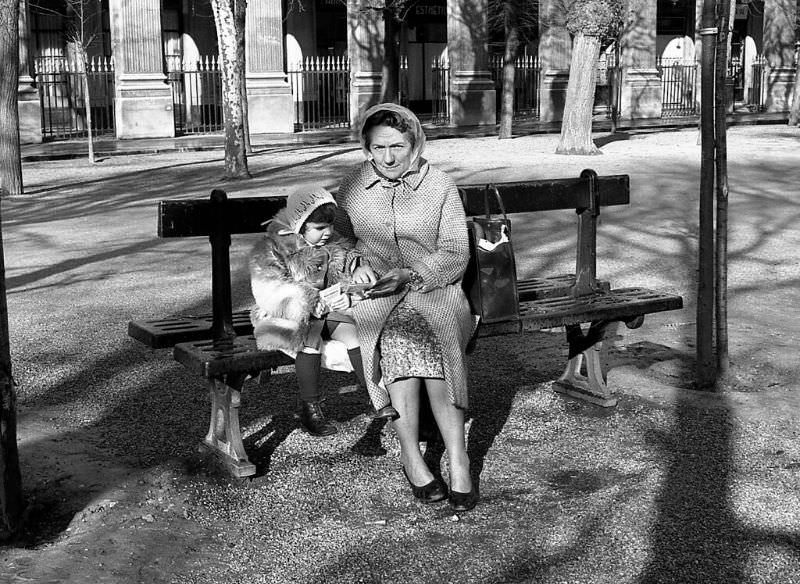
[
  {"x1": 159, "y1": 196, "x2": 288, "y2": 238},
  {"x1": 159, "y1": 171, "x2": 629, "y2": 342},
  {"x1": 456, "y1": 174, "x2": 629, "y2": 216},
  {"x1": 157, "y1": 174, "x2": 630, "y2": 237}
]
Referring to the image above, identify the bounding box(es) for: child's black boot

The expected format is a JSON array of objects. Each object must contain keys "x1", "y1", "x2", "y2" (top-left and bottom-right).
[
  {"x1": 296, "y1": 351, "x2": 337, "y2": 437},
  {"x1": 300, "y1": 400, "x2": 337, "y2": 437}
]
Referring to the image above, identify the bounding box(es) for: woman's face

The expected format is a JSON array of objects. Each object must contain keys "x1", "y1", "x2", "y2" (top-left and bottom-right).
[{"x1": 366, "y1": 125, "x2": 414, "y2": 180}]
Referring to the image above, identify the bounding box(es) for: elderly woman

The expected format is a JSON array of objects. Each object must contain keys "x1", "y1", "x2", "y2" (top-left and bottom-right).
[{"x1": 335, "y1": 103, "x2": 477, "y2": 512}]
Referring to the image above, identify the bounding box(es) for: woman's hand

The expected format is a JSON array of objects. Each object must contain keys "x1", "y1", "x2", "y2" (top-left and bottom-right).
[
  {"x1": 351, "y1": 265, "x2": 378, "y2": 285},
  {"x1": 365, "y1": 268, "x2": 410, "y2": 298}
]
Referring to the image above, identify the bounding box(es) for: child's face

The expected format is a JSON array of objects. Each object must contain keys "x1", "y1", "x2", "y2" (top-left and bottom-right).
[{"x1": 302, "y1": 221, "x2": 334, "y2": 246}]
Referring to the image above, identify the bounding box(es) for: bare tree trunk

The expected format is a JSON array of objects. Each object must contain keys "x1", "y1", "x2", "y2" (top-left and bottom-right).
[
  {"x1": 789, "y1": 58, "x2": 800, "y2": 126},
  {"x1": 211, "y1": 0, "x2": 251, "y2": 179},
  {"x1": 79, "y1": 49, "x2": 95, "y2": 164},
  {"x1": 0, "y1": 215, "x2": 22, "y2": 541},
  {"x1": 0, "y1": 0, "x2": 24, "y2": 540},
  {"x1": 714, "y1": 0, "x2": 734, "y2": 382},
  {"x1": 0, "y1": 0, "x2": 23, "y2": 197},
  {"x1": 498, "y1": 0, "x2": 521, "y2": 140},
  {"x1": 696, "y1": 0, "x2": 716, "y2": 389},
  {"x1": 381, "y1": 12, "x2": 400, "y2": 103},
  {"x1": 234, "y1": 0, "x2": 252, "y2": 154},
  {"x1": 609, "y1": 41, "x2": 621, "y2": 133},
  {"x1": 556, "y1": 33, "x2": 601, "y2": 155}
]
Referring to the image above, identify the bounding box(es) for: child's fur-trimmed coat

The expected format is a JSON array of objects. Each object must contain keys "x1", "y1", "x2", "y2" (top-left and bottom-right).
[{"x1": 249, "y1": 208, "x2": 352, "y2": 353}]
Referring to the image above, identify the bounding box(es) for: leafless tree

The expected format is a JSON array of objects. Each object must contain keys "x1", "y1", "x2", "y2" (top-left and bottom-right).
[
  {"x1": 65, "y1": 0, "x2": 103, "y2": 163},
  {"x1": 30, "y1": 0, "x2": 105, "y2": 163},
  {"x1": 362, "y1": 0, "x2": 419, "y2": 103},
  {"x1": 555, "y1": 0, "x2": 623, "y2": 155},
  {"x1": 714, "y1": 0, "x2": 735, "y2": 382},
  {"x1": 210, "y1": 0, "x2": 251, "y2": 178},
  {"x1": 488, "y1": 0, "x2": 538, "y2": 139},
  {"x1": 234, "y1": 0, "x2": 252, "y2": 153},
  {"x1": 789, "y1": 18, "x2": 800, "y2": 126},
  {"x1": 0, "y1": 0, "x2": 24, "y2": 197},
  {"x1": 0, "y1": 0, "x2": 24, "y2": 540}
]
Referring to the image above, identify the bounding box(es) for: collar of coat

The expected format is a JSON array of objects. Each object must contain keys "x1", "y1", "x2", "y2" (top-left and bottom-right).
[{"x1": 363, "y1": 158, "x2": 430, "y2": 191}]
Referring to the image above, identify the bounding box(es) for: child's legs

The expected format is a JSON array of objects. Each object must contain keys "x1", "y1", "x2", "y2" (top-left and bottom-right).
[
  {"x1": 296, "y1": 320, "x2": 324, "y2": 402},
  {"x1": 328, "y1": 321, "x2": 359, "y2": 350},
  {"x1": 329, "y1": 321, "x2": 366, "y2": 388}
]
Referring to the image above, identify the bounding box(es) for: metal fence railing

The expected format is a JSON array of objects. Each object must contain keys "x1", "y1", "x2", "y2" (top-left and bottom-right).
[
  {"x1": 430, "y1": 56, "x2": 450, "y2": 125},
  {"x1": 744, "y1": 56, "x2": 767, "y2": 112},
  {"x1": 656, "y1": 55, "x2": 774, "y2": 117},
  {"x1": 288, "y1": 56, "x2": 350, "y2": 131},
  {"x1": 166, "y1": 55, "x2": 224, "y2": 135},
  {"x1": 34, "y1": 55, "x2": 115, "y2": 140},
  {"x1": 489, "y1": 54, "x2": 541, "y2": 120},
  {"x1": 657, "y1": 58, "x2": 698, "y2": 118}
]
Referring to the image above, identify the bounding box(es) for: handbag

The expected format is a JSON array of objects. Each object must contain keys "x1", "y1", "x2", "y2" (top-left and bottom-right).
[{"x1": 461, "y1": 185, "x2": 520, "y2": 323}]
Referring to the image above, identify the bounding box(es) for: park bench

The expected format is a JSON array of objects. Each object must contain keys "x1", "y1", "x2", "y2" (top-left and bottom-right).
[{"x1": 128, "y1": 169, "x2": 683, "y2": 477}]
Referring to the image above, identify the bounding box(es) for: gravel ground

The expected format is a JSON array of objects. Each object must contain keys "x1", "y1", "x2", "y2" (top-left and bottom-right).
[{"x1": 1, "y1": 124, "x2": 799, "y2": 583}]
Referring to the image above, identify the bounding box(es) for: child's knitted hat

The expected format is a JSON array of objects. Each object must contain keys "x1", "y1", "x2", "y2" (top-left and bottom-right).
[{"x1": 284, "y1": 186, "x2": 337, "y2": 234}]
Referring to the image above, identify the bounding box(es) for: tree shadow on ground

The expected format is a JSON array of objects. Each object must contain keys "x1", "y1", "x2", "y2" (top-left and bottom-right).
[
  {"x1": 638, "y1": 383, "x2": 799, "y2": 583},
  {"x1": 13, "y1": 146, "x2": 362, "y2": 229},
  {"x1": 595, "y1": 132, "x2": 632, "y2": 148},
  {"x1": 466, "y1": 330, "x2": 565, "y2": 492}
]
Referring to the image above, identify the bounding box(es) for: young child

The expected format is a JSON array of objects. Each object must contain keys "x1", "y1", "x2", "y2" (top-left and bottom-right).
[{"x1": 249, "y1": 186, "x2": 397, "y2": 437}]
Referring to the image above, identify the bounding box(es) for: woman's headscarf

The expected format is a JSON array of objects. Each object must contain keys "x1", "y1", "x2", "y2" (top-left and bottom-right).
[{"x1": 358, "y1": 103, "x2": 427, "y2": 175}]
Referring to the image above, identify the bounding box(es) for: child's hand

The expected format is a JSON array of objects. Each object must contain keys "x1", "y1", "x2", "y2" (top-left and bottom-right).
[
  {"x1": 351, "y1": 265, "x2": 378, "y2": 285},
  {"x1": 328, "y1": 293, "x2": 351, "y2": 312},
  {"x1": 311, "y1": 298, "x2": 327, "y2": 318}
]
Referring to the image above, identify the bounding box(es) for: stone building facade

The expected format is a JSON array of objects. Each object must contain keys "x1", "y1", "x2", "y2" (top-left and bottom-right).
[{"x1": 16, "y1": 0, "x2": 799, "y2": 143}]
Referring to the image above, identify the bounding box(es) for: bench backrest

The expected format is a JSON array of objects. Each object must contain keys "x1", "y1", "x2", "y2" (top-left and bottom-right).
[
  {"x1": 157, "y1": 169, "x2": 630, "y2": 343},
  {"x1": 158, "y1": 172, "x2": 630, "y2": 238}
]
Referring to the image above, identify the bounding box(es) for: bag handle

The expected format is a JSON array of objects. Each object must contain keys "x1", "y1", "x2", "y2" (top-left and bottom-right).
[{"x1": 483, "y1": 184, "x2": 508, "y2": 221}]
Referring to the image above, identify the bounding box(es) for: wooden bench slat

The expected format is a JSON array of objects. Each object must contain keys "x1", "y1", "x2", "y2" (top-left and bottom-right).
[
  {"x1": 170, "y1": 288, "x2": 682, "y2": 380},
  {"x1": 157, "y1": 175, "x2": 630, "y2": 238},
  {"x1": 173, "y1": 336, "x2": 294, "y2": 377},
  {"x1": 159, "y1": 196, "x2": 287, "y2": 237},
  {"x1": 127, "y1": 312, "x2": 254, "y2": 349},
  {"x1": 127, "y1": 274, "x2": 612, "y2": 349},
  {"x1": 458, "y1": 175, "x2": 630, "y2": 216},
  {"x1": 477, "y1": 288, "x2": 684, "y2": 337}
]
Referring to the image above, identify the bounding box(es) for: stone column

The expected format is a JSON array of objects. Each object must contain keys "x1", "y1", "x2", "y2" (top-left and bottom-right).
[
  {"x1": 762, "y1": 0, "x2": 797, "y2": 112},
  {"x1": 246, "y1": 0, "x2": 294, "y2": 133},
  {"x1": 109, "y1": 0, "x2": 174, "y2": 138},
  {"x1": 347, "y1": 0, "x2": 383, "y2": 130},
  {"x1": 18, "y1": 0, "x2": 42, "y2": 144},
  {"x1": 446, "y1": 0, "x2": 495, "y2": 126},
  {"x1": 538, "y1": 0, "x2": 571, "y2": 122},
  {"x1": 619, "y1": 0, "x2": 661, "y2": 119}
]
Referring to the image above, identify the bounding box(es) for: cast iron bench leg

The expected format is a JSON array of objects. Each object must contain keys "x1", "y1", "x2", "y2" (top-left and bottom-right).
[
  {"x1": 204, "y1": 372, "x2": 257, "y2": 478},
  {"x1": 553, "y1": 321, "x2": 618, "y2": 408}
]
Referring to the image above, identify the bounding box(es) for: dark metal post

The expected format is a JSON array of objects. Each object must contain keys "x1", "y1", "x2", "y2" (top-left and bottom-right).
[
  {"x1": 209, "y1": 190, "x2": 236, "y2": 344},
  {"x1": 571, "y1": 169, "x2": 599, "y2": 297}
]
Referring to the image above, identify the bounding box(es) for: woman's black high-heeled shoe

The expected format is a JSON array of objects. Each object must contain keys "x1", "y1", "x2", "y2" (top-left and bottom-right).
[
  {"x1": 402, "y1": 467, "x2": 448, "y2": 503},
  {"x1": 449, "y1": 486, "x2": 479, "y2": 512}
]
